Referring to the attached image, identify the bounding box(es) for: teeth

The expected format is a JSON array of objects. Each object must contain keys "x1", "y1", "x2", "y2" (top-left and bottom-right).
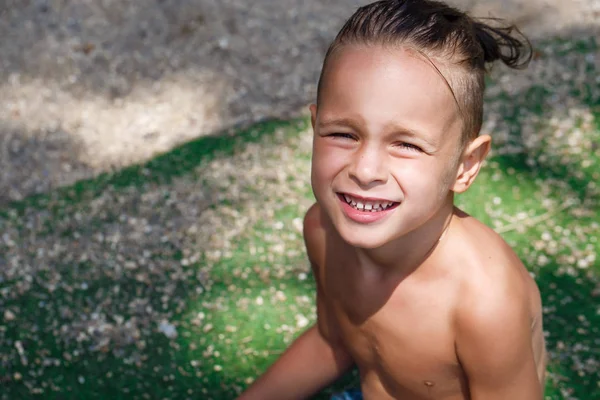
[{"x1": 342, "y1": 194, "x2": 396, "y2": 212}]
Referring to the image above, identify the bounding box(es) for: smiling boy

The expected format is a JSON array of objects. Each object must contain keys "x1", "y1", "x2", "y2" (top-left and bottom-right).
[{"x1": 238, "y1": 1, "x2": 547, "y2": 399}]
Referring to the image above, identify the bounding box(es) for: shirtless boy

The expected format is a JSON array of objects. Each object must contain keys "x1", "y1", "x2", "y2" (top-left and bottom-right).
[{"x1": 238, "y1": 1, "x2": 547, "y2": 399}]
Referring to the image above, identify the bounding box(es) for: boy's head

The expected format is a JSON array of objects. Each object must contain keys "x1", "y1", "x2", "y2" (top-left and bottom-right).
[
  {"x1": 309, "y1": 0, "x2": 531, "y2": 249},
  {"x1": 316, "y1": 0, "x2": 531, "y2": 147}
]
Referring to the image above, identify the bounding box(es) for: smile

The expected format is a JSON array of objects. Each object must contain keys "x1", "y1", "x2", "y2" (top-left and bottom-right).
[
  {"x1": 341, "y1": 193, "x2": 398, "y2": 212},
  {"x1": 336, "y1": 193, "x2": 399, "y2": 224}
]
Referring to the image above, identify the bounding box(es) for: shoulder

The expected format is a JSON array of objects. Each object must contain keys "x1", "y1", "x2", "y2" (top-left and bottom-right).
[
  {"x1": 449, "y1": 213, "x2": 543, "y2": 396},
  {"x1": 450, "y1": 212, "x2": 534, "y2": 355},
  {"x1": 303, "y1": 202, "x2": 323, "y2": 235},
  {"x1": 454, "y1": 263, "x2": 530, "y2": 346},
  {"x1": 452, "y1": 214, "x2": 531, "y2": 332},
  {"x1": 303, "y1": 203, "x2": 326, "y2": 271}
]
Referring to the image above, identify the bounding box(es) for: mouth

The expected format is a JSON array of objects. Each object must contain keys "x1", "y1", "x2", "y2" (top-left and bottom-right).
[{"x1": 337, "y1": 193, "x2": 400, "y2": 213}]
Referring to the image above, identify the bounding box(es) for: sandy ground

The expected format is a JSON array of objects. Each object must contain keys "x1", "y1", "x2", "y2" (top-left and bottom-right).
[{"x1": 0, "y1": 0, "x2": 598, "y2": 202}]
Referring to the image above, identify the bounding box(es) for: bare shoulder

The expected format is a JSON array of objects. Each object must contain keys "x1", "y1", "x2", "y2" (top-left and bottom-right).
[
  {"x1": 303, "y1": 203, "x2": 341, "y2": 343},
  {"x1": 451, "y1": 210, "x2": 546, "y2": 395},
  {"x1": 303, "y1": 203, "x2": 326, "y2": 274},
  {"x1": 450, "y1": 210, "x2": 539, "y2": 330}
]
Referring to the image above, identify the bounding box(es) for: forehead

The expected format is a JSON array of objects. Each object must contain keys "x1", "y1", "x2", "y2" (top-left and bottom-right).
[{"x1": 318, "y1": 45, "x2": 462, "y2": 143}]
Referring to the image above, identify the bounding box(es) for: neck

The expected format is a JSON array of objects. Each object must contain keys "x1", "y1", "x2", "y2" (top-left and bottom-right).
[{"x1": 354, "y1": 199, "x2": 456, "y2": 277}]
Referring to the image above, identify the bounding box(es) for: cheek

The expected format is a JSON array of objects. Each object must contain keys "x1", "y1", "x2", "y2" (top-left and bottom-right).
[
  {"x1": 391, "y1": 160, "x2": 452, "y2": 198},
  {"x1": 311, "y1": 142, "x2": 347, "y2": 182},
  {"x1": 310, "y1": 147, "x2": 332, "y2": 199},
  {"x1": 441, "y1": 164, "x2": 458, "y2": 189}
]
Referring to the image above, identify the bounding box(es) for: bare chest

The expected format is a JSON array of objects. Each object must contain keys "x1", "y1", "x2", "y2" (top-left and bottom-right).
[{"x1": 325, "y1": 271, "x2": 467, "y2": 399}]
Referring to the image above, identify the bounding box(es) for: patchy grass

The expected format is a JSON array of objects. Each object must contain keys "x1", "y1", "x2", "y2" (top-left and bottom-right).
[{"x1": 1, "y1": 35, "x2": 599, "y2": 400}]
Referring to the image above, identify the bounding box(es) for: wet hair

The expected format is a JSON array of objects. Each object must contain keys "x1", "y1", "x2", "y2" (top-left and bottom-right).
[{"x1": 317, "y1": 0, "x2": 532, "y2": 147}]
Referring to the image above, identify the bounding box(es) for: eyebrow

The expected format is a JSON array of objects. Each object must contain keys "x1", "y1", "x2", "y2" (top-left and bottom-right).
[{"x1": 317, "y1": 117, "x2": 363, "y2": 131}]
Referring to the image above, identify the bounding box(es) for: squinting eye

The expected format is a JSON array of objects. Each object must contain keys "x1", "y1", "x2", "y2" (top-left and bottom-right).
[
  {"x1": 396, "y1": 142, "x2": 422, "y2": 152},
  {"x1": 328, "y1": 133, "x2": 355, "y2": 140}
]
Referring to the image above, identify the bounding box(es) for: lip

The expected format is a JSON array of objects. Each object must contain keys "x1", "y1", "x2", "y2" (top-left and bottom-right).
[{"x1": 336, "y1": 192, "x2": 400, "y2": 224}]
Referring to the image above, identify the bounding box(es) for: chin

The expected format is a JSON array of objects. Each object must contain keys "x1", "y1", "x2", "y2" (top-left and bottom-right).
[{"x1": 335, "y1": 223, "x2": 398, "y2": 249}]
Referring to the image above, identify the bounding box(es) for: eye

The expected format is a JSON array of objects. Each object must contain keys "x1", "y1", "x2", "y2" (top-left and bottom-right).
[
  {"x1": 395, "y1": 142, "x2": 423, "y2": 152},
  {"x1": 328, "y1": 133, "x2": 355, "y2": 140}
]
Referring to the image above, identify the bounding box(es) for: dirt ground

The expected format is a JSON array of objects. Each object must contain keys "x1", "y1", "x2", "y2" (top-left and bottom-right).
[{"x1": 0, "y1": 0, "x2": 598, "y2": 202}]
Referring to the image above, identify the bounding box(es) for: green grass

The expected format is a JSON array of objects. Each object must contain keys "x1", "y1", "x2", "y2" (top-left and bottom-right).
[{"x1": 1, "y1": 35, "x2": 599, "y2": 400}]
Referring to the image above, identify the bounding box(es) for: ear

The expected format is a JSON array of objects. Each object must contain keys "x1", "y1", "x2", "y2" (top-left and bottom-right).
[
  {"x1": 452, "y1": 134, "x2": 491, "y2": 194},
  {"x1": 309, "y1": 103, "x2": 317, "y2": 130}
]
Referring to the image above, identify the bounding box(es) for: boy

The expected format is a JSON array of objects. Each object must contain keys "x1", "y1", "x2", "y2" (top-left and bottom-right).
[{"x1": 238, "y1": 1, "x2": 547, "y2": 399}]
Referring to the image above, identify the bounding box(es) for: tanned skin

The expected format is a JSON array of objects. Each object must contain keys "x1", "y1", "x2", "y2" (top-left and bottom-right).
[{"x1": 238, "y1": 44, "x2": 546, "y2": 400}]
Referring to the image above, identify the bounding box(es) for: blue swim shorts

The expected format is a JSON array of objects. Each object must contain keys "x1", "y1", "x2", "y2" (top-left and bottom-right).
[{"x1": 330, "y1": 389, "x2": 363, "y2": 400}]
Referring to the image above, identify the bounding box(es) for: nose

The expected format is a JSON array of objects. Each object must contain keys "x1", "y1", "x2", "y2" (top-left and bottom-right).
[{"x1": 348, "y1": 144, "x2": 388, "y2": 189}]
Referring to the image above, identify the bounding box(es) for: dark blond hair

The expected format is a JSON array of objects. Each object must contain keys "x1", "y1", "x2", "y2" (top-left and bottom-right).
[{"x1": 317, "y1": 0, "x2": 532, "y2": 147}]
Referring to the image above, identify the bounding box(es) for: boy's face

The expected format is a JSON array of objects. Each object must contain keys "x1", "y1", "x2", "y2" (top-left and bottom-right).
[{"x1": 310, "y1": 45, "x2": 468, "y2": 249}]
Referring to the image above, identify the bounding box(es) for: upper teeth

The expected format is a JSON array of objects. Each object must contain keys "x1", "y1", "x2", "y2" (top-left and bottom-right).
[{"x1": 343, "y1": 194, "x2": 395, "y2": 212}]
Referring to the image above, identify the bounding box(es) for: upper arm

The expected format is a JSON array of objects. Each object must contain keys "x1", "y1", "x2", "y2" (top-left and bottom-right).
[{"x1": 455, "y1": 278, "x2": 543, "y2": 400}]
